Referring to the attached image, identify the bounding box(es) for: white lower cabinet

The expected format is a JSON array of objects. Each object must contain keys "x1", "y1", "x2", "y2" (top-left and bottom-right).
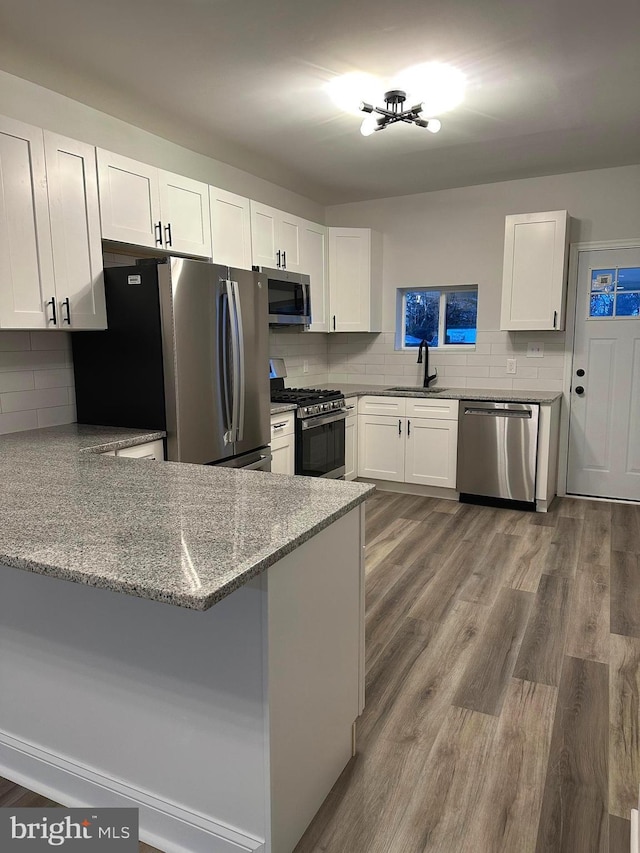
[
  {"x1": 115, "y1": 440, "x2": 165, "y2": 461},
  {"x1": 270, "y1": 412, "x2": 295, "y2": 475},
  {"x1": 344, "y1": 397, "x2": 358, "y2": 481},
  {"x1": 358, "y1": 396, "x2": 458, "y2": 489}
]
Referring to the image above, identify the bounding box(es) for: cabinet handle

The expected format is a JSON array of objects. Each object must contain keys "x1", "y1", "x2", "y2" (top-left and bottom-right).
[
  {"x1": 553, "y1": 310, "x2": 557, "y2": 328},
  {"x1": 61, "y1": 297, "x2": 71, "y2": 325},
  {"x1": 276, "y1": 249, "x2": 281, "y2": 268},
  {"x1": 46, "y1": 297, "x2": 57, "y2": 326},
  {"x1": 333, "y1": 315, "x2": 336, "y2": 331},
  {"x1": 155, "y1": 222, "x2": 163, "y2": 246},
  {"x1": 282, "y1": 250, "x2": 287, "y2": 269},
  {"x1": 408, "y1": 419, "x2": 411, "y2": 436},
  {"x1": 272, "y1": 421, "x2": 288, "y2": 429},
  {"x1": 164, "y1": 222, "x2": 173, "y2": 247},
  {"x1": 398, "y1": 419, "x2": 402, "y2": 435}
]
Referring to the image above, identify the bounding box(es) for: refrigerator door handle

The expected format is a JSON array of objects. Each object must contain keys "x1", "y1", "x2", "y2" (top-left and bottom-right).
[
  {"x1": 220, "y1": 288, "x2": 233, "y2": 441},
  {"x1": 231, "y1": 280, "x2": 246, "y2": 442}
]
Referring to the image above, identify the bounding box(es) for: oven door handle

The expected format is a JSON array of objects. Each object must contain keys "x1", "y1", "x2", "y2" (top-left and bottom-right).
[{"x1": 300, "y1": 409, "x2": 347, "y2": 430}]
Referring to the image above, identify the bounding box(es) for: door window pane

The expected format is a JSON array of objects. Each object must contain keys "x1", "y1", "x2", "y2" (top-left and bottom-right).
[
  {"x1": 405, "y1": 290, "x2": 440, "y2": 347},
  {"x1": 616, "y1": 293, "x2": 640, "y2": 316},
  {"x1": 445, "y1": 291, "x2": 478, "y2": 344},
  {"x1": 590, "y1": 294, "x2": 614, "y2": 317},
  {"x1": 616, "y1": 267, "x2": 640, "y2": 292},
  {"x1": 591, "y1": 269, "x2": 615, "y2": 292}
]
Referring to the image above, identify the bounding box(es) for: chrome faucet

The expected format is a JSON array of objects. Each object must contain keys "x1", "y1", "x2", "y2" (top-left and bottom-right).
[{"x1": 417, "y1": 340, "x2": 437, "y2": 388}]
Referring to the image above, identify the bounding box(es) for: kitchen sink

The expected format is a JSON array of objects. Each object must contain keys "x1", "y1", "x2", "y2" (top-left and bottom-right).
[{"x1": 387, "y1": 386, "x2": 451, "y2": 394}]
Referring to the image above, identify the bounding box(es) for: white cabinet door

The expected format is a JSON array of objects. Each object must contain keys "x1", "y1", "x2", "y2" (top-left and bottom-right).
[
  {"x1": 270, "y1": 433, "x2": 295, "y2": 474},
  {"x1": 250, "y1": 201, "x2": 279, "y2": 268},
  {"x1": 358, "y1": 415, "x2": 405, "y2": 481},
  {"x1": 301, "y1": 220, "x2": 329, "y2": 332},
  {"x1": 97, "y1": 150, "x2": 161, "y2": 249},
  {"x1": 44, "y1": 132, "x2": 106, "y2": 330},
  {"x1": 0, "y1": 117, "x2": 54, "y2": 329},
  {"x1": 158, "y1": 170, "x2": 211, "y2": 259},
  {"x1": 278, "y1": 211, "x2": 302, "y2": 272},
  {"x1": 210, "y1": 186, "x2": 253, "y2": 269},
  {"x1": 328, "y1": 228, "x2": 382, "y2": 332},
  {"x1": 345, "y1": 416, "x2": 358, "y2": 481},
  {"x1": 500, "y1": 210, "x2": 569, "y2": 331},
  {"x1": 116, "y1": 439, "x2": 165, "y2": 460},
  {"x1": 404, "y1": 416, "x2": 458, "y2": 488}
]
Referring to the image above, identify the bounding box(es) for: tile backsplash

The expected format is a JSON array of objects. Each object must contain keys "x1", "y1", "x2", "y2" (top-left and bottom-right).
[
  {"x1": 327, "y1": 330, "x2": 567, "y2": 391},
  {"x1": 0, "y1": 331, "x2": 76, "y2": 434},
  {"x1": 269, "y1": 328, "x2": 329, "y2": 387}
]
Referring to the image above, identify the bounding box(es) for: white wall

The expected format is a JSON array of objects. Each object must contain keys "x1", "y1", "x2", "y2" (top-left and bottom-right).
[
  {"x1": 325, "y1": 165, "x2": 640, "y2": 391},
  {"x1": 0, "y1": 332, "x2": 75, "y2": 435}
]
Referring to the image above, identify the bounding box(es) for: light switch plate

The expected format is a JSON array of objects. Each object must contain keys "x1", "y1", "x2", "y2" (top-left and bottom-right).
[
  {"x1": 527, "y1": 342, "x2": 544, "y2": 358},
  {"x1": 506, "y1": 358, "x2": 517, "y2": 374}
]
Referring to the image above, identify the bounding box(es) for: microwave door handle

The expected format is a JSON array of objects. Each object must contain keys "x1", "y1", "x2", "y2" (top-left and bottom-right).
[
  {"x1": 219, "y1": 288, "x2": 233, "y2": 439},
  {"x1": 303, "y1": 284, "x2": 310, "y2": 324},
  {"x1": 231, "y1": 280, "x2": 245, "y2": 442}
]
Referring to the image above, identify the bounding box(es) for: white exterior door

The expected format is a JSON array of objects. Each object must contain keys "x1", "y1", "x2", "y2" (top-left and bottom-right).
[
  {"x1": 567, "y1": 247, "x2": 640, "y2": 500},
  {"x1": 0, "y1": 117, "x2": 54, "y2": 329},
  {"x1": 44, "y1": 132, "x2": 106, "y2": 330}
]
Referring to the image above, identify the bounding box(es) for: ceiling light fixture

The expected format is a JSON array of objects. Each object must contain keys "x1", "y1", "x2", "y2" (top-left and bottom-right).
[{"x1": 359, "y1": 90, "x2": 442, "y2": 136}]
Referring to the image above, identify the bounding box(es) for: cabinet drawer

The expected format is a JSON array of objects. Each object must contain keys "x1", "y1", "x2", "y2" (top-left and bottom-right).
[
  {"x1": 270, "y1": 411, "x2": 295, "y2": 439},
  {"x1": 358, "y1": 396, "x2": 406, "y2": 417},
  {"x1": 405, "y1": 398, "x2": 459, "y2": 421}
]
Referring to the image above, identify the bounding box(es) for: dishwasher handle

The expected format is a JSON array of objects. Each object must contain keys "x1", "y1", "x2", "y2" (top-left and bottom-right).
[{"x1": 463, "y1": 407, "x2": 532, "y2": 418}]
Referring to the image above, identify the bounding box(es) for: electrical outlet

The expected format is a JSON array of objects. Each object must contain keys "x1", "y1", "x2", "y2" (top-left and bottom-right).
[
  {"x1": 506, "y1": 358, "x2": 517, "y2": 375},
  {"x1": 527, "y1": 342, "x2": 544, "y2": 358},
  {"x1": 303, "y1": 360, "x2": 309, "y2": 374}
]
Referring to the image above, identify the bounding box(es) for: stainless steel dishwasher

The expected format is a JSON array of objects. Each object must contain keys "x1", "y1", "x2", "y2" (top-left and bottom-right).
[{"x1": 457, "y1": 400, "x2": 539, "y2": 508}]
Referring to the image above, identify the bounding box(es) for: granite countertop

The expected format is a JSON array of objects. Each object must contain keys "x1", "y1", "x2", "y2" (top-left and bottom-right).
[
  {"x1": 326, "y1": 383, "x2": 562, "y2": 405},
  {"x1": 270, "y1": 402, "x2": 297, "y2": 415},
  {"x1": 0, "y1": 424, "x2": 373, "y2": 612}
]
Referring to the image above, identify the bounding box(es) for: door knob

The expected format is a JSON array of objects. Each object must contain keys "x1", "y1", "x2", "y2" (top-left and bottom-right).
[
  {"x1": 575, "y1": 386, "x2": 585, "y2": 395},
  {"x1": 576, "y1": 368, "x2": 585, "y2": 377}
]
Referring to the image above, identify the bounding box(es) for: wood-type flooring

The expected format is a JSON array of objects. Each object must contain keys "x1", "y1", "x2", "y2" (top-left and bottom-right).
[{"x1": 1, "y1": 493, "x2": 639, "y2": 852}]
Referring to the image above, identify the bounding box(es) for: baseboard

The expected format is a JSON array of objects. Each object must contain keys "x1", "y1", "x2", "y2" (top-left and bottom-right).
[
  {"x1": 356, "y1": 478, "x2": 459, "y2": 500},
  {"x1": 0, "y1": 731, "x2": 264, "y2": 853}
]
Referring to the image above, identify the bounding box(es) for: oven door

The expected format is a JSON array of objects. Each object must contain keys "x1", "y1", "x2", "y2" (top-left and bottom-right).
[{"x1": 297, "y1": 410, "x2": 346, "y2": 478}]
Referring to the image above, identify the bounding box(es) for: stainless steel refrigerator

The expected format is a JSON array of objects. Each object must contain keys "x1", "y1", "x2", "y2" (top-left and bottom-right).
[{"x1": 72, "y1": 257, "x2": 271, "y2": 470}]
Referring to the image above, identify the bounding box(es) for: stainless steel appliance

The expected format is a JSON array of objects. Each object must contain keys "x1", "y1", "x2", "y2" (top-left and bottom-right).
[
  {"x1": 72, "y1": 257, "x2": 271, "y2": 471},
  {"x1": 255, "y1": 266, "x2": 311, "y2": 326},
  {"x1": 270, "y1": 372, "x2": 346, "y2": 479},
  {"x1": 457, "y1": 400, "x2": 539, "y2": 508}
]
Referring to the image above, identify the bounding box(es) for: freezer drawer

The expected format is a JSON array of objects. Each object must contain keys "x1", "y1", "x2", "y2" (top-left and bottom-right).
[{"x1": 457, "y1": 400, "x2": 539, "y2": 504}]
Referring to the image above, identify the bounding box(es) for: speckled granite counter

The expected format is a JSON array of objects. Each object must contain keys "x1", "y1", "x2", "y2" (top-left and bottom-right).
[
  {"x1": 270, "y1": 402, "x2": 297, "y2": 415},
  {"x1": 0, "y1": 424, "x2": 373, "y2": 611},
  {"x1": 324, "y1": 383, "x2": 562, "y2": 405}
]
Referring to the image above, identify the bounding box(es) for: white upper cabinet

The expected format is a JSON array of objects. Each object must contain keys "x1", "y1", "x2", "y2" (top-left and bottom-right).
[
  {"x1": 0, "y1": 118, "x2": 105, "y2": 331},
  {"x1": 300, "y1": 220, "x2": 329, "y2": 332},
  {"x1": 44, "y1": 132, "x2": 106, "y2": 330},
  {"x1": 97, "y1": 150, "x2": 211, "y2": 258},
  {"x1": 250, "y1": 201, "x2": 301, "y2": 271},
  {"x1": 209, "y1": 186, "x2": 252, "y2": 269},
  {"x1": 0, "y1": 116, "x2": 55, "y2": 329},
  {"x1": 328, "y1": 227, "x2": 383, "y2": 332},
  {"x1": 158, "y1": 170, "x2": 211, "y2": 258},
  {"x1": 500, "y1": 210, "x2": 569, "y2": 331}
]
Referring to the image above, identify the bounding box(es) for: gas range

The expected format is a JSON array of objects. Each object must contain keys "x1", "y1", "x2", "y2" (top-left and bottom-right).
[{"x1": 271, "y1": 386, "x2": 345, "y2": 419}]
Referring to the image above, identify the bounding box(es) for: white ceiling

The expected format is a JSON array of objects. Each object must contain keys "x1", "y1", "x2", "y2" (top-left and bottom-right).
[{"x1": 0, "y1": 0, "x2": 638, "y2": 205}]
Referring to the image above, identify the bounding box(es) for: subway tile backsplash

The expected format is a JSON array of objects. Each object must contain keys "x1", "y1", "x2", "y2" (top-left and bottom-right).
[{"x1": 0, "y1": 331, "x2": 76, "y2": 434}]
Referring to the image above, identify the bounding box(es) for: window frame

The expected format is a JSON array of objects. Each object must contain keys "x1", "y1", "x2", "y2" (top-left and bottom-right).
[{"x1": 396, "y1": 284, "x2": 478, "y2": 351}]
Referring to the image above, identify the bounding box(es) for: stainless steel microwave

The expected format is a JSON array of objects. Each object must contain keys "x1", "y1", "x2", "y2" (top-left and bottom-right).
[{"x1": 254, "y1": 266, "x2": 311, "y2": 326}]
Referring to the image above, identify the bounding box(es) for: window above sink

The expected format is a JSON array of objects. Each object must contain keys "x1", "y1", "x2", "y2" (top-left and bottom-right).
[{"x1": 396, "y1": 285, "x2": 478, "y2": 350}]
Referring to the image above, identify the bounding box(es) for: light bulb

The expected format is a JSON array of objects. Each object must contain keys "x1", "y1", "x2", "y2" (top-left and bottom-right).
[
  {"x1": 426, "y1": 118, "x2": 442, "y2": 133},
  {"x1": 326, "y1": 72, "x2": 382, "y2": 115},
  {"x1": 360, "y1": 115, "x2": 379, "y2": 136}
]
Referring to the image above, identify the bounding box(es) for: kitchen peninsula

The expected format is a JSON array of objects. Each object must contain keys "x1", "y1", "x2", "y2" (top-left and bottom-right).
[{"x1": 0, "y1": 425, "x2": 372, "y2": 853}]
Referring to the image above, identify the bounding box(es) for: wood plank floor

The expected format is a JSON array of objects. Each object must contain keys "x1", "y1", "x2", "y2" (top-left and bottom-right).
[{"x1": 2, "y1": 493, "x2": 639, "y2": 852}]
